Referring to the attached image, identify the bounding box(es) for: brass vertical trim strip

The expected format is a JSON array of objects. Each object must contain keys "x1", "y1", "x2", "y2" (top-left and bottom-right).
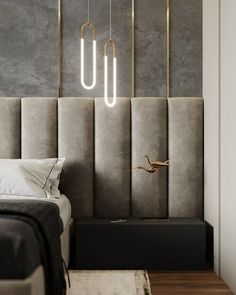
[
  {"x1": 166, "y1": 0, "x2": 170, "y2": 98},
  {"x1": 132, "y1": 0, "x2": 135, "y2": 97},
  {"x1": 57, "y1": 0, "x2": 62, "y2": 97},
  {"x1": 166, "y1": 0, "x2": 170, "y2": 219}
]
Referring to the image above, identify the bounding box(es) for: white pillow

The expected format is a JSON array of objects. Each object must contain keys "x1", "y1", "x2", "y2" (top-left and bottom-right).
[{"x1": 0, "y1": 158, "x2": 65, "y2": 198}]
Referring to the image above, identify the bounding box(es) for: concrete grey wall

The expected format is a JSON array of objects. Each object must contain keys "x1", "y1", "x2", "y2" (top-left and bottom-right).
[
  {"x1": 0, "y1": 0, "x2": 58, "y2": 97},
  {"x1": 0, "y1": 0, "x2": 202, "y2": 97},
  {"x1": 135, "y1": 0, "x2": 166, "y2": 97},
  {"x1": 171, "y1": 0, "x2": 202, "y2": 97}
]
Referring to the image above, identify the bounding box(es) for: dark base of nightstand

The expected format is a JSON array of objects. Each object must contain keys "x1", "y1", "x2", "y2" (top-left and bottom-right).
[{"x1": 72, "y1": 218, "x2": 208, "y2": 270}]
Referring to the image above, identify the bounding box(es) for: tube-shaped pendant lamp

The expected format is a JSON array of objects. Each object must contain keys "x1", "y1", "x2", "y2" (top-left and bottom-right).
[
  {"x1": 104, "y1": 0, "x2": 117, "y2": 107},
  {"x1": 80, "y1": 22, "x2": 96, "y2": 90},
  {"x1": 104, "y1": 39, "x2": 117, "y2": 107}
]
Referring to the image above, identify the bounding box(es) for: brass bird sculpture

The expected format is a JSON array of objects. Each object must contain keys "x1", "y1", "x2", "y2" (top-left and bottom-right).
[{"x1": 137, "y1": 155, "x2": 169, "y2": 174}]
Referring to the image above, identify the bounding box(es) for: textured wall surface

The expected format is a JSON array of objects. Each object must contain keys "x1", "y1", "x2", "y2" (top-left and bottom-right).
[
  {"x1": 171, "y1": 0, "x2": 202, "y2": 97},
  {"x1": 0, "y1": 0, "x2": 57, "y2": 97},
  {"x1": 0, "y1": 0, "x2": 202, "y2": 97},
  {"x1": 135, "y1": 0, "x2": 166, "y2": 97},
  {"x1": 132, "y1": 97, "x2": 168, "y2": 218}
]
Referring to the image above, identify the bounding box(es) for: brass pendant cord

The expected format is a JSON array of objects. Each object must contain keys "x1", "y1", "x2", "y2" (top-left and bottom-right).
[
  {"x1": 109, "y1": 0, "x2": 112, "y2": 39},
  {"x1": 87, "y1": 0, "x2": 90, "y2": 22}
]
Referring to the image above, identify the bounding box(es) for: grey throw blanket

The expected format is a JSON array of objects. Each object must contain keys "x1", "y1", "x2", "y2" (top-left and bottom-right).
[{"x1": 0, "y1": 199, "x2": 66, "y2": 295}]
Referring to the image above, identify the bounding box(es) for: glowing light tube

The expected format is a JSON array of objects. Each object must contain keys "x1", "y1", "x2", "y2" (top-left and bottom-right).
[
  {"x1": 80, "y1": 23, "x2": 96, "y2": 90},
  {"x1": 104, "y1": 40, "x2": 117, "y2": 107}
]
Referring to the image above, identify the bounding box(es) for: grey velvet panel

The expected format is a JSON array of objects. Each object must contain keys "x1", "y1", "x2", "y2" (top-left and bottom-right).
[
  {"x1": 135, "y1": 0, "x2": 166, "y2": 97},
  {"x1": 21, "y1": 97, "x2": 57, "y2": 159},
  {"x1": 58, "y1": 97, "x2": 94, "y2": 219},
  {"x1": 170, "y1": 0, "x2": 202, "y2": 96},
  {"x1": 62, "y1": 0, "x2": 132, "y2": 97},
  {"x1": 95, "y1": 97, "x2": 131, "y2": 217},
  {"x1": 0, "y1": 97, "x2": 21, "y2": 158},
  {"x1": 168, "y1": 97, "x2": 203, "y2": 217},
  {"x1": 132, "y1": 97, "x2": 168, "y2": 218},
  {"x1": 0, "y1": 0, "x2": 57, "y2": 97}
]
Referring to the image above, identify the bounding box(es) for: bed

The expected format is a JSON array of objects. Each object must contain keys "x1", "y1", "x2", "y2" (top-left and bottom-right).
[
  {"x1": 0, "y1": 156, "x2": 73, "y2": 295},
  {"x1": 0, "y1": 97, "x2": 79, "y2": 295},
  {"x1": 0, "y1": 195, "x2": 72, "y2": 295}
]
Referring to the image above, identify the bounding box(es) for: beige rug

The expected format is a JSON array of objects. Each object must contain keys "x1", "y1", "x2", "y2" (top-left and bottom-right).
[{"x1": 66, "y1": 270, "x2": 152, "y2": 295}]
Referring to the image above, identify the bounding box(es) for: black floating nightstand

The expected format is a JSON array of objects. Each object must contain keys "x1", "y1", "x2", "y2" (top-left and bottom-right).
[{"x1": 74, "y1": 218, "x2": 207, "y2": 270}]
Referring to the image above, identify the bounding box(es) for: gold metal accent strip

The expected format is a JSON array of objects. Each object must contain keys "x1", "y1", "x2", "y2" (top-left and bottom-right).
[
  {"x1": 57, "y1": 0, "x2": 62, "y2": 97},
  {"x1": 132, "y1": 0, "x2": 135, "y2": 97},
  {"x1": 166, "y1": 0, "x2": 170, "y2": 98},
  {"x1": 80, "y1": 22, "x2": 96, "y2": 40}
]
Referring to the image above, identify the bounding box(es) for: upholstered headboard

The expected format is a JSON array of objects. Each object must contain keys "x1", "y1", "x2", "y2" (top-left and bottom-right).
[{"x1": 0, "y1": 97, "x2": 203, "y2": 220}]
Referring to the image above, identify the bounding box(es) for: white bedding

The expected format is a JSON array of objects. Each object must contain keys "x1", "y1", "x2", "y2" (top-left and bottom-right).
[
  {"x1": 0, "y1": 194, "x2": 71, "y2": 229},
  {"x1": 0, "y1": 158, "x2": 65, "y2": 198}
]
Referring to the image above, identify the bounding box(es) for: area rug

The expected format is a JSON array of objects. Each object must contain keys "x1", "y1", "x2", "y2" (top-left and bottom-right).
[{"x1": 67, "y1": 270, "x2": 152, "y2": 295}]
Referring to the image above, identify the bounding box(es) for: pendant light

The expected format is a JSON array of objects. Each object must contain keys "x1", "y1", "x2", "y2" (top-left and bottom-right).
[
  {"x1": 104, "y1": 0, "x2": 117, "y2": 107},
  {"x1": 80, "y1": 0, "x2": 96, "y2": 90}
]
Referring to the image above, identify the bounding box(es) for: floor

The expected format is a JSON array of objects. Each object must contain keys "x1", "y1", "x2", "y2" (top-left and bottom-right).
[{"x1": 148, "y1": 271, "x2": 233, "y2": 295}]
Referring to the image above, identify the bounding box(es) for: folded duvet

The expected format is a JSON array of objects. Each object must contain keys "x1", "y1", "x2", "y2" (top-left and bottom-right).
[{"x1": 0, "y1": 199, "x2": 66, "y2": 295}]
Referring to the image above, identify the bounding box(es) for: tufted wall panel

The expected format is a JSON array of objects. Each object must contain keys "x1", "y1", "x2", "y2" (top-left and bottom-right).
[
  {"x1": 21, "y1": 97, "x2": 58, "y2": 159},
  {"x1": 0, "y1": 97, "x2": 21, "y2": 158},
  {"x1": 94, "y1": 98, "x2": 131, "y2": 218},
  {"x1": 168, "y1": 97, "x2": 204, "y2": 218},
  {"x1": 58, "y1": 97, "x2": 94, "y2": 219},
  {"x1": 131, "y1": 97, "x2": 168, "y2": 218},
  {"x1": 0, "y1": 97, "x2": 204, "y2": 220}
]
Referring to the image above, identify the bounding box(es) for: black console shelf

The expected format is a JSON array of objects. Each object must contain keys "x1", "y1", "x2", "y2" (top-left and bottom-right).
[{"x1": 74, "y1": 218, "x2": 207, "y2": 270}]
